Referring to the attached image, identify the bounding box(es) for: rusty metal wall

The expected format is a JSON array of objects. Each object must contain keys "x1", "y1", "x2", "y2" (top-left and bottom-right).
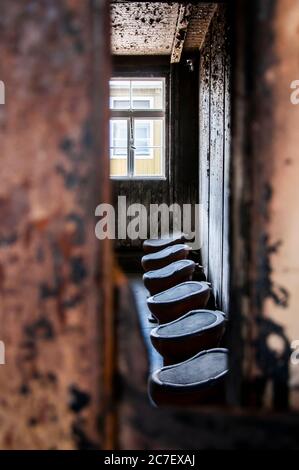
[{"x1": 0, "y1": 0, "x2": 111, "y2": 449}]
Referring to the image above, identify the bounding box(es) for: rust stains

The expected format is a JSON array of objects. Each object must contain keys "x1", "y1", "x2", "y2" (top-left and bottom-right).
[{"x1": 0, "y1": 0, "x2": 110, "y2": 449}]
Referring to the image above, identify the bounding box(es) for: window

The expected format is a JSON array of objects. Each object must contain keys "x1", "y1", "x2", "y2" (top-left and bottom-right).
[{"x1": 109, "y1": 78, "x2": 165, "y2": 178}]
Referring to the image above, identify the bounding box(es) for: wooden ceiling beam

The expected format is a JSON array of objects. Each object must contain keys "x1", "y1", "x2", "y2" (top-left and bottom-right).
[{"x1": 170, "y1": 3, "x2": 193, "y2": 64}]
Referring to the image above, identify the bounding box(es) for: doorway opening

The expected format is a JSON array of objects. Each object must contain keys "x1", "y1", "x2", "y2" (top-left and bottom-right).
[{"x1": 108, "y1": 0, "x2": 231, "y2": 428}]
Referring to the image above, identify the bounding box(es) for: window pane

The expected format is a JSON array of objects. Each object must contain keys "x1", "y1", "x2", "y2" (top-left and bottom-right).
[
  {"x1": 113, "y1": 100, "x2": 130, "y2": 109},
  {"x1": 109, "y1": 80, "x2": 130, "y2": 109},
  {"x1": 110, "y1": 148, "x2": 127, "y2": 157},
  {"x1": 132, "y1": 80, "x2": 163, "y2": 110},
  {"x1": 132, "y1": 99, "x2": 151, "y2": 109},
  {"x1": 134, "y1": 148, "x2": 164, "y2": 177},
  {"x1": 134, "y1": 119, "x2": 164, "y2": 177},
  {"x1": 135, "y1": 147, "x2": 151, "y2": 157},
  {"x1": 110, "y1": 119, "x2": 127, "y2": 148},
  {"x1": 110, "y1": 156, "x2": 128, "y2": 177},
  {"x1": 135, "y1": 120, "x2": 151, "y2": 155},
  {"x1": 110, "y1": 119, "x2": 128, "y2": 177},
  {"x1": 110, "y1": 148, "x2": 128, "y2": 177}
]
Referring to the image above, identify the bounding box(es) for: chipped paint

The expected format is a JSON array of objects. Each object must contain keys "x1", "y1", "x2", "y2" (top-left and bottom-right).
[
  {"x1": 111, "y1": 2, "x2": 216, "y2": 57},
  {"x1": 170, "y1": 3, "x2": 193, "y2": 64},
  {"x1": 0, "y1": 0, "x2": 111, "y2": 449},
  {"x1": 184, "y1": 3, "x2": 216, "y2": 51},
  {"x1": 111, "y1": 2, "x2": 179, "y2": 55}
]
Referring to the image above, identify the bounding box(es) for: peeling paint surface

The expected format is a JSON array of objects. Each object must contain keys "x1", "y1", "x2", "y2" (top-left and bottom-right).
[
  {"x1": 111, "y1": 2, "x2": 179, "y2": 55},
  {"x1": 111, "y1": 2, "x2": 216, "y2": 56},
  {"x1": 170, "y1": 3, "x2": 193, "y2": 63},
  {"x1": 0, "y1": 0, "x2": 110, "y2": 449},
  {"x1": 184, "y1": 3, "x2": 216, "y2": 51}
]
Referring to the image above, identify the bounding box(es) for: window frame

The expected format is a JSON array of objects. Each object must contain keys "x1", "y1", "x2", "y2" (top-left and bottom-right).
[{"x1": 109, "y1": 77, "x2": 166, "y2": 180}]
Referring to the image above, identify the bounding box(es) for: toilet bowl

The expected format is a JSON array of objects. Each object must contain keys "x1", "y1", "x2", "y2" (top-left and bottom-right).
[
  {"x1": 143, "y1": 233, "x2": 188, "y2": 254},
  {"x1": 147, "y1": 281, "x2": 211, "y2": 324},
  {"x1": 141, "y1": 244, "x2": 191, "y2": 272},
  {"x1": 150, "y1": 309, "x2": 226, "y2": 364},
  {"x1": 149, "y1": 348, "x2": 228, "y2": 407},
  {"x1": 143, "y1": 259, "x2": 197, "y2": 295}
]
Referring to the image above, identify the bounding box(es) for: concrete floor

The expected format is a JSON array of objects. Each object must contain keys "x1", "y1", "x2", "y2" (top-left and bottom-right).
[{"x1": 129, "y1": 274, "x2": 163, "y2": 373}]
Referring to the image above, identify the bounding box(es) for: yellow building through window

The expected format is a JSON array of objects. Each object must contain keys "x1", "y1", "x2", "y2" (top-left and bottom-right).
[{"x1": 109, "y1": 78, "x2": 165, "y2": 178}]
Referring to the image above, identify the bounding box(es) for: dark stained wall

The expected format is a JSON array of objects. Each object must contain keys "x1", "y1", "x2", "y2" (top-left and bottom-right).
[
  {"x1": 171, "y1": 53, "x2": 200, "y2": 215},
  {"x1": 0, "y1": 0, "x2": 111, "y2": 449},
  {"x1": 230, "y1": 0, "x2": 299, "y2": 412},
  {"x1": 199, "y1": 4, "x2": 231, "y2": 313}
]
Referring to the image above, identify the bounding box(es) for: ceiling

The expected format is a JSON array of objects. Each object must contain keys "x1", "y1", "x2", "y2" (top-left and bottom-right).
[{"x1": 111, "y1": 2, "x2": 217, "y2": 61}]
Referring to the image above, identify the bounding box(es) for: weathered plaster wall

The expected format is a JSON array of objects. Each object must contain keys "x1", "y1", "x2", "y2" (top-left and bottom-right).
[
  {"x1": 111, "y1": 2, "x2": 179, "y2": 55},
  {"x1": 0, "y1": 0, "x2": 111, "y2": 449},
  {"x1": 199, "y1": 4, "x2": 231, "y2": 313},
  {"x1": 184, "y1": 3, "x2": 216, "y2": 51},
  {"x1": 111, "y1": 1, "x2": 216, "y2": 57}
]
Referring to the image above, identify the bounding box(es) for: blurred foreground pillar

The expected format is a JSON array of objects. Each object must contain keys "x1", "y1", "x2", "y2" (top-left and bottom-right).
[{"x1": 0, "y1": 0, "x2": 111, "y2": 449}]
